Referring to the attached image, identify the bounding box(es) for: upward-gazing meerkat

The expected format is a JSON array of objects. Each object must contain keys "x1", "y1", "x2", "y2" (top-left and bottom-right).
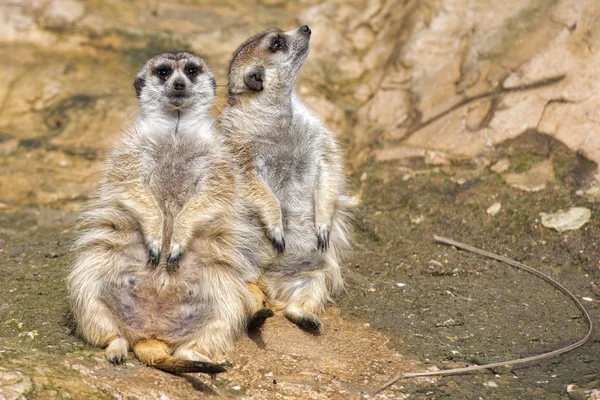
[
  {"x1": 219, "y1": 26, "x2": 352, "y2": 333},
  {"x1": 68, "y1": 52, "x2": 260, "y2": 374}
]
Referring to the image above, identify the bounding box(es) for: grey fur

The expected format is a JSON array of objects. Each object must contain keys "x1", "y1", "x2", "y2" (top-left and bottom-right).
[
  {"x1": 68, "y1": 52, "x2": 258, "y2": 365},
  {"x1": 220, "y1": 27, "x2": 353, "y2": 332}
]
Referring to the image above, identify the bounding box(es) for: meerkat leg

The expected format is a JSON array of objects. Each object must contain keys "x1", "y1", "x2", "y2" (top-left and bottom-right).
[
  {"x1": 176, "y1": 270, "x2": 251, "y2": 360},
  {"x1": 284, "y1": 305, "x2": 322, "y2": 333},
  {"x1": 105, "y1": 337, "x2": 128, "y2": 364},
  {"x1": 169, "y1": 202, "x2": 220, "y2": 271},
  {"x1": 171, "y1": 316, "x2": 238, "y2": 365},
  {"x1": 314, "y1": 150, "x2": 343, "y2": 252},
  {"x1": 73, "y1": 295, "x2": 130, "y2": 363},
  {"x1": 243, "y1": 174, "x2": 285, "y2": 253},
  {"x1": 70, "y1": 284, "x2": 129, "y2": 363},
  {"x1": 168, "y1": 181, "x2": 236, "y2": 271},
  {"x1": 118, "y1": 188, "x2": 164, "y2": 266},
  {"x1": 282, "y1": 279, "x2": 329, "y2": 334},
  {"x1": 271, "y1": 257, "x2": 343, "y2": 334},
  {"x1": 245, "y1": 282, "x2": 274, "y2": 331}
]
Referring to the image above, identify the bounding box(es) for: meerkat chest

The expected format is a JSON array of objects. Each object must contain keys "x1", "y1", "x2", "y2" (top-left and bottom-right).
[
  {"x1": 255, "y1": 137, "x2": 320, "y2": 198},
  {"x1": 141, "y1": 136, "x2": 209, "y2": 204}
]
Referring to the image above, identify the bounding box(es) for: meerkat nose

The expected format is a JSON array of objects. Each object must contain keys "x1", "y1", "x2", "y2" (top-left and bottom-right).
[
  {"x1": 173, "y1": 79, "x2": 186, "y2": 91},
  {"x1": 300, "y1": 25, "x2": 311, "y2": 36}
]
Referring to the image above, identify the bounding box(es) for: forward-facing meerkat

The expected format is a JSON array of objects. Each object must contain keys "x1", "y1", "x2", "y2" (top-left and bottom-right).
[
  {"x1": 219, "y1": 26, "x2": 352, "y2": 333},
  {"x1": 68, "y1": 52, "x2": 260, "y2": 373}
]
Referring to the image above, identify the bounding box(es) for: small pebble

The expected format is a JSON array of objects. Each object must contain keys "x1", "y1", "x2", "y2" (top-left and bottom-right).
[
  {"x1": 490, "y1": 158, "x2": 510, "y2": 173},
  {"x1": 540, "y1": 207, "x2": 591, "y2": 232},
  {"x1": 410, "y1": 215, "x2": 424, "y2": 224},
  {"x1": 486, "y1": 202, "x2": 501, "y2": 216}
]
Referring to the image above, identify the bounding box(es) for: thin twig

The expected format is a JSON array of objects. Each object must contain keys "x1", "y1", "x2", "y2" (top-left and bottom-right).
[{"x1": 371, "y1": 235, "x2": 593, "y2": 397}]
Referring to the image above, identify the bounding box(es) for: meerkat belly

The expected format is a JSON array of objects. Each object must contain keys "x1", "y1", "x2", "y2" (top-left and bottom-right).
[
  {"x1": 257, "y1": 143, "x2": 319, "y2": 214},
  {"x1": 256, "y1": 141, "x2": 322, "y2": 257},
  {"x1": 101, "y1": 266, "x2": 214, "y2": 340},
  {"x1": 144, "y1": 138, "x2": 208, "y2": 214}
]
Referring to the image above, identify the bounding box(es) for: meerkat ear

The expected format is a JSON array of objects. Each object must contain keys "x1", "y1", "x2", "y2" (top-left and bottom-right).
[
  {"x1": 244, "y1": 67, "x2": 264, "y2": 92},
  {"x1": 133, "y1": 76, "x2": 145, "y2": 98}
]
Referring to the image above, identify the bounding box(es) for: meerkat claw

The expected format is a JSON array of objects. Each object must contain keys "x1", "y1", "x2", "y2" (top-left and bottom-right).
[
  {"x1": 316, "y1": 224, "x2": 330, "y2": 252},
  {"x1": 166, "y1": 254, "x2": 181, "y2": 273},
  {"x1": 271, "y1": 236, "x2": 285, "y2": 253},
  {"x1": 112, "y1": 354, "x2": 126, "y2": 364},
  {"x1": 267, "y1": 226, "x2": 286, "y2": 253},
  {"x1": 148, "y1": 248, "x2": 161, "y2": 266},
  {"x1": 166, "y1": 242, "x2": 185, "y2": 272}
]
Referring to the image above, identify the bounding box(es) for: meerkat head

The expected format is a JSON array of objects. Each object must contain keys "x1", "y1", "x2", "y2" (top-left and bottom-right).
[
  {"x1": 227, "y1": 25, "x2": 311, "y2": 104},
  {"x1": 133, "y1": 51, "x2": 216, "y2": 114}
]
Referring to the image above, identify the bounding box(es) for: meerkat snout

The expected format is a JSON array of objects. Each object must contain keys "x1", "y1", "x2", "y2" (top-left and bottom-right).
[
  {"x1": 299, "y1": 25, "x2": 311, "y2": 36},
  {"x1": 173, "y1": 78, "x2": 186, "y2": 91}
]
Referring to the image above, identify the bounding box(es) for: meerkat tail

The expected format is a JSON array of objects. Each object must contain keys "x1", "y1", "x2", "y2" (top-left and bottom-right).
[{"x1": 133, "y1": 339, "x2": 226, "y2": 374}]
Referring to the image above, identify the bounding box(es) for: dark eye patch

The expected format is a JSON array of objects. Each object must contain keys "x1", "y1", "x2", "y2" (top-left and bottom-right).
[
  {"x1": 185, "y1": 63, "x2": 201, "y2": 77},
  {"x1": 269, "y1": 36, "x2": 287, "y2": 52},
  {"x1": 155, "y1": 65, "x2": 171, "y2": 79}
]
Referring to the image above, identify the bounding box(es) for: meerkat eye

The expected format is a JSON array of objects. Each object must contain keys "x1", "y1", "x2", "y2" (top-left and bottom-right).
[
  {"x1": 186, "y1": 66, "x2": 199, "y2": 76},
  {"x1": 155, "y1": 67, "x2": 171, "y2": 78},
  {"x1": 269, "y1": 37, "x2": 286, "y2": 52}
]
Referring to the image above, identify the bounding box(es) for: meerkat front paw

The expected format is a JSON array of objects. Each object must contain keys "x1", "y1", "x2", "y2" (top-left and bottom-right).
[
  {"x1": 266, "y1": 225, "x2": 286, "y2": 253},
  {"x1": 105, "y1": 337, "x2": 128, "y2": 364},
  {"x1": 316, "y1": 223, "x2": 331, "y2": 252},
  {"x1": 166, "y1": 240, "x2": 185, "y2": 273},
  {"x1": 147, "y1": 238, "x2": 162, "y2": 267}
]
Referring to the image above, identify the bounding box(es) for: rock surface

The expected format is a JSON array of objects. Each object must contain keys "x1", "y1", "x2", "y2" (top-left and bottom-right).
[
  {"x1": 0, "y1": 367, "x2": 32, "y2": 400},
  {"x1": 504, "y1": 159, "x2": 556, "y2": 192},
  {"x1": 540, "y1": 207, "x2": 592, "y2": 232},
  {"x1": 1, "y1": 0, "x2": 599, "y2": 208}
]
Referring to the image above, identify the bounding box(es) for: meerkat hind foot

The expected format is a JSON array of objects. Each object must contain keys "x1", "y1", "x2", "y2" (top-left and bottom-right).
[
  {"x1": 285, "y1": 307, "x2": 322, "y2": 335},
  {"x1": 105, "y1": 337, "x2": 128, "y2": 364}
]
